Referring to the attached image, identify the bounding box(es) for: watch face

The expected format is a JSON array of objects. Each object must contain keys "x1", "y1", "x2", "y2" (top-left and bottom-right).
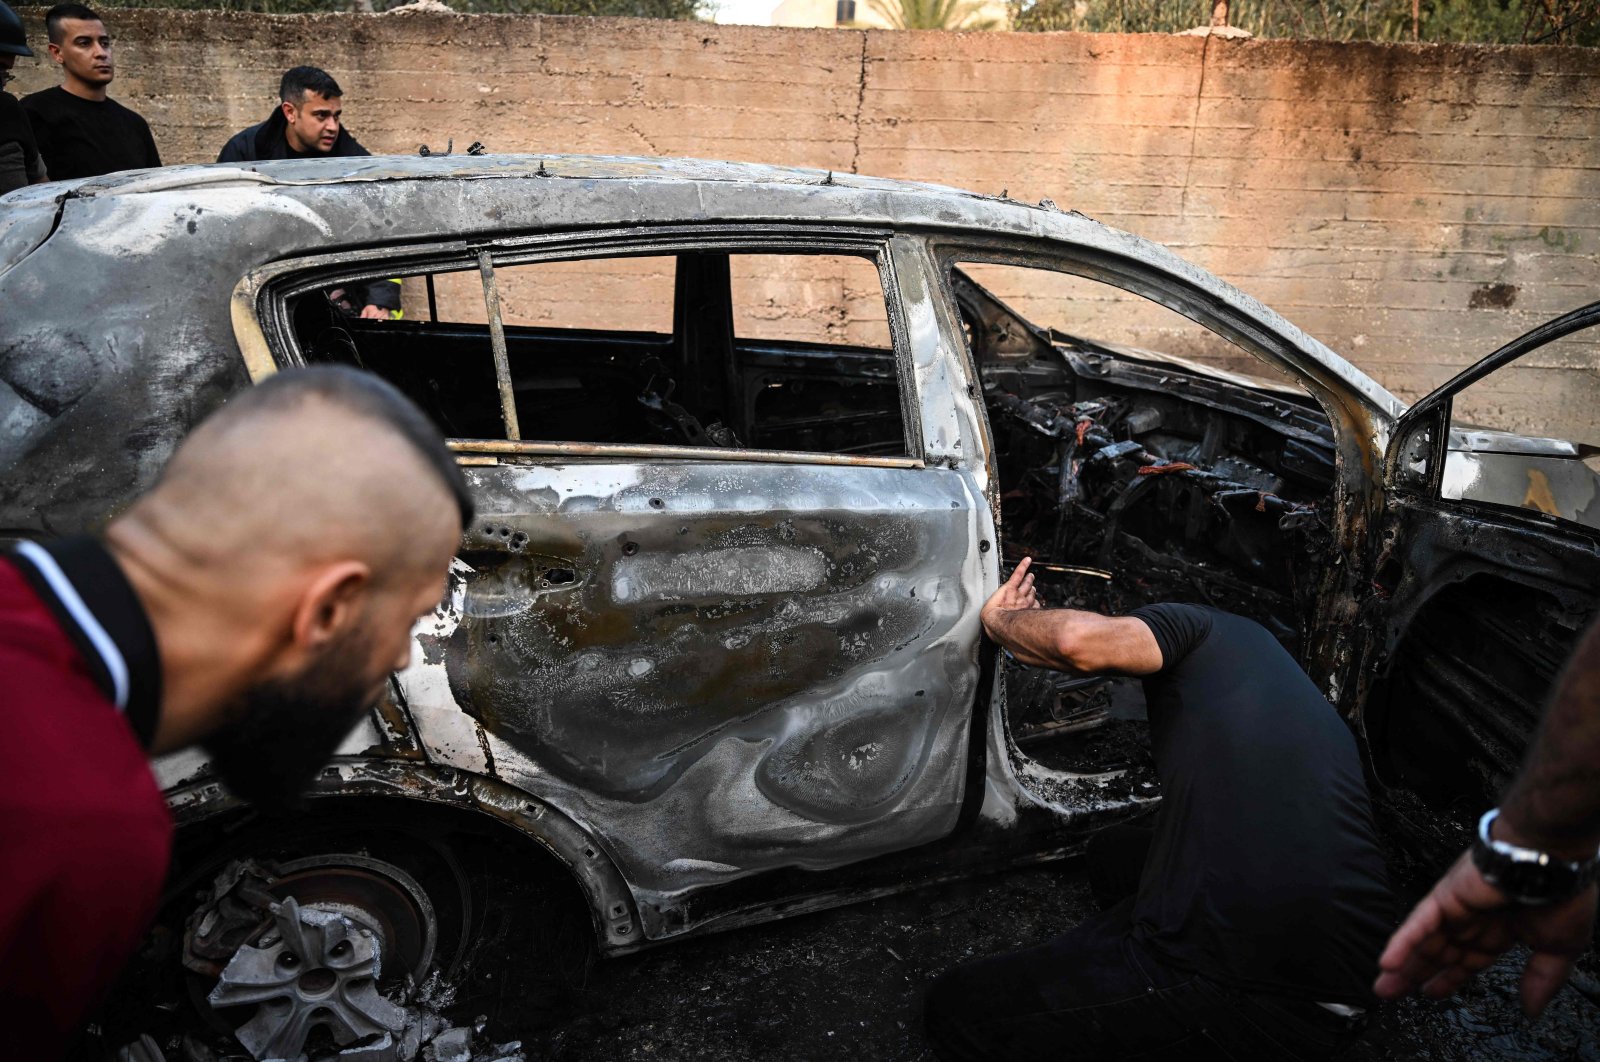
[{"x1": 1475, "y1": 841, "x2": 1583, "y2": 904}]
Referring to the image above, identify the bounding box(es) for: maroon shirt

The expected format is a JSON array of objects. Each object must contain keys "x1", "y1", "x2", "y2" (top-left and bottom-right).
[{"x1": 0, "y1": 538, "x2": 170, "y2": 1058}]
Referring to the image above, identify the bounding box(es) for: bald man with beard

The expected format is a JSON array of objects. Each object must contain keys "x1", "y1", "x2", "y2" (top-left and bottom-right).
[{"x1": 0, "y1": 366, "x2": 471, "y2": 1058}]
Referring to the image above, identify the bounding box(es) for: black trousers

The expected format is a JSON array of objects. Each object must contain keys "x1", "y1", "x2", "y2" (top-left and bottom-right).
[{"x1": 922, "y1": 830, "x2": 1367, "y2": 1062}]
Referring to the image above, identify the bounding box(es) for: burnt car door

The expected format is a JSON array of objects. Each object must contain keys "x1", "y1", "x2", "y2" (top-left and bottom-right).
[
  {"x1": 268, "y1": 228, "x2": 993, "y2": 938},
  {"x1": 1369, "y1": 301, "x2": 1600, "y2": 806}
]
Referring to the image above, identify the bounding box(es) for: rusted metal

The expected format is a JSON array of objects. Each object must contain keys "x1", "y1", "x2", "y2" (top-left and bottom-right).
[
  {"x1": 476, "y1": 250, "x2": 521, "y2": 441},
  {"x1": 445, "y1": 438, "x2": 921, "y2": 469},
  {"x1": 365, "y1": 679, "x2": 426, "y2": 761}
]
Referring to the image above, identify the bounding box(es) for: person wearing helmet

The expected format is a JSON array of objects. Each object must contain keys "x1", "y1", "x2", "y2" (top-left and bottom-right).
[
  {"x1": 0, "y1": 0, "x2": 46, "y2": 194},
  {"x1": 20, "y1": 3, "x2": 159, "y2": 182}
]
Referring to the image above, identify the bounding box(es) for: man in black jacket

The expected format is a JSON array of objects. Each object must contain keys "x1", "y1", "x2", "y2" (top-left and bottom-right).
[
  {"x1": 217, "y1": 65, "x2": 369, "y2": 163},
  {"x1": 219, "y1": 66, "x2": 399, "y2": 318}
]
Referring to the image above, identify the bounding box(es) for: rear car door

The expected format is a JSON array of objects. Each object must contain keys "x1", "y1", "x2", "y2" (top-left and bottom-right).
[
  {"x1": 269, "y1": 227, "x2": 993, "y2": 934},
  {"x1": 1369, "y1": 301, "x2": 1600, "y2": 806}
]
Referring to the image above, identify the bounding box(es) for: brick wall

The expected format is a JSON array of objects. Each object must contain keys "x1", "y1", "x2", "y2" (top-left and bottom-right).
[{"x1": 11, "y1": 10, "x2": 1598, "y2": 439}]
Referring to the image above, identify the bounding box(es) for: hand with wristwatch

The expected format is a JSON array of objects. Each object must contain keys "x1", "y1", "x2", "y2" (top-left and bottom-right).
[{"x1": 1375, "y1": 619, "x2": 1600, "y2": 1018}]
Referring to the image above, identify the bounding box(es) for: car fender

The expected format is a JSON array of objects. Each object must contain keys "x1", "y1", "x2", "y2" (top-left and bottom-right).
[{"x1": 161, "y1": 756, "x2": 644, "y2": 954}]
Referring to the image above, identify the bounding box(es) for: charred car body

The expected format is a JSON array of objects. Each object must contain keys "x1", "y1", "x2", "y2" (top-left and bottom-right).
[{"x1": 2, "y1": 156, "x2": 1597, "y2": 1058}]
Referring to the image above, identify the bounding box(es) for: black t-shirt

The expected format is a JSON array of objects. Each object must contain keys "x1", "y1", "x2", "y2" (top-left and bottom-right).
[
  {"x1": 20, "y1": 86, "x2": 160, "y2": 182},
  {"x1": 1128, "y1": 603, "x2": 1393, "y2": 1004}
]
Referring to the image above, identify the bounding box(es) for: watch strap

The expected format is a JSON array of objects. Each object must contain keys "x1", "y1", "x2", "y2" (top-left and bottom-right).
[{"x1": 1471, "y1": 808, "x2": 1600, "y2": 906}]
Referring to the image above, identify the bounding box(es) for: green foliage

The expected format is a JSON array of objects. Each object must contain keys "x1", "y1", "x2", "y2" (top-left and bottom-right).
[
  {"x1": 1007, "y1": 0, "x2": 1600, "y2": 44},
  {"x1": 93, "y1": 0, "x2": 707, "y2": 17},
  {"x1": 866, "y1": 0, "x2": 999, "y2": 27}
]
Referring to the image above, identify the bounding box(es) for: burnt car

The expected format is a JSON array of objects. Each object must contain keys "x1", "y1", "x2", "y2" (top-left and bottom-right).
[{"x1": 2, "y1": 155, "x2": 1596, "y2": 1058}]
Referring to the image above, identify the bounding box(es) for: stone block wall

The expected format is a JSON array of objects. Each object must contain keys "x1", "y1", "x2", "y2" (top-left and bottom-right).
[{"x1": 10, "y1": 10, "x2": 1596, "y2": 438}]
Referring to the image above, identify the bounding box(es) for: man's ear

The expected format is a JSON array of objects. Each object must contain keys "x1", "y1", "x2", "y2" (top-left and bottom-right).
[
  {"x1": 291, "y1": 560, "x2": 372, "y2": 653},
  {"x1": 280, "y1": 99, "x2": 296, "y2": 123},
  {"x1": 47, "y1": 42, "x2": 62, "y2": 65}
]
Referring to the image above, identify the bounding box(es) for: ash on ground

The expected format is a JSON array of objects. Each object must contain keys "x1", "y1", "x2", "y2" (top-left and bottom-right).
[
  {"x1": 502, "y1": 789, "x2": 1598, "y2": 1061},
  {"x1": 110, "y1": 786, "x2": 1598, "y2": 1061}
]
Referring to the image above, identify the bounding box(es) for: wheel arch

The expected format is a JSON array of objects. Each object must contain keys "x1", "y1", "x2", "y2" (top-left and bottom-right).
[{"x1": 163, "y1": 758, "x2": 644, "y2": 955}]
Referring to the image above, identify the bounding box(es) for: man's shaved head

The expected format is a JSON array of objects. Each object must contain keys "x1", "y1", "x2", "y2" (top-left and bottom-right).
[
  {"x1": 107, "y1": 366, "x2": 472, "y2": 807},
  {"x1": 138, "y1": 366, "x2": 470, "y2": 588},
  {"x1": 175, "y1": 364, "x2": 471, "y2": 526},
  {"x1": 235, "y1": 366, "x2": 469, "y2": 526}
]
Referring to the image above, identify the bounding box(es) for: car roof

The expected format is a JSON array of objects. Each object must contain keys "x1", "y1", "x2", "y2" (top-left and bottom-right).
[
  {"x1": 67, "y1": 153, "x2": 982, "y2": 199},
  {"x1": 22, "y1": 153, "x2": 1405, "y2": 424}
]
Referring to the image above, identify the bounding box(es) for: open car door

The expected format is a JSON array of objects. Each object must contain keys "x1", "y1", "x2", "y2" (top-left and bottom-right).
[{"x1": 1369, "y1": 301, "x2": 1600, "y2": 807}]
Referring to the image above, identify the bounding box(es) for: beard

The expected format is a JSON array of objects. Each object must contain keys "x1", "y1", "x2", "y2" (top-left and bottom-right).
[{"x1": 202, "y1": 626, "x2": 387, "y2": 813}]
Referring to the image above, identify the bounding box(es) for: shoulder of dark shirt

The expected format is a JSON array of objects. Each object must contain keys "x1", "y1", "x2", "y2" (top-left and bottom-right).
[
  {"x1": 107, "y1": 96, "x2": 154, "y2": 126},
  {"x1": 20, "y1": 87, "x2": 148, "y2": 127},
  {"x1": 19, "y1": 85, "x2": 64, "y2": 112},
  {"x1": 1128, "y1": 601, "x2": 1220, "y2": 671},
  {"x1": 217, "y1": 120, "x2": 263, "y2": 162},
  {"x1": 76, "y1": 94, "x2": 157, "y2": 134}
]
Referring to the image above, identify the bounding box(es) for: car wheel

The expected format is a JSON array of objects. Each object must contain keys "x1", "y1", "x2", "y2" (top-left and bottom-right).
[{"x1": 76, "y1": 801, "x2": 593, "y2": 1062}]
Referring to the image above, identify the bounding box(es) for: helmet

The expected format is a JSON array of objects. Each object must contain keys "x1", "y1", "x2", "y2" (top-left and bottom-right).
[{"x1": 0, "y1": 1, "x2": 32, "y2": 59}]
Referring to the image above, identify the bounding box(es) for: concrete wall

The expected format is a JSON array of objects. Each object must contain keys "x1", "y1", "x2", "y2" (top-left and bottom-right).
[
  {"x1": 769, "y1": 0, "x2": 1011, "y2": 32},
  {"x1": 10, "y1": 10, "x2": 1598, "y2": 440}
]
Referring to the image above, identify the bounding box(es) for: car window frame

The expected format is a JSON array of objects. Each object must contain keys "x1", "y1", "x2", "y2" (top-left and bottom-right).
[
  {"x1": 926, "y1": 238, "x2": 1338, "y2": 424},
  {"x1": 1386, "y1": 299, "x2": 1600, "y2": 540},
  {"x1": 237, "y1": 224, "x2": 927, "y2": 470}
]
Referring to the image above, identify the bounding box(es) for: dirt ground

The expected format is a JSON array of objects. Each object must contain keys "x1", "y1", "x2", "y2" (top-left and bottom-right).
[
  {"x1": 495, "y1": 794, "x2": 1600, "y2": 1062},
  {"x1": 88, "y1": 788, "x2": 1600, "y2": 1061}
]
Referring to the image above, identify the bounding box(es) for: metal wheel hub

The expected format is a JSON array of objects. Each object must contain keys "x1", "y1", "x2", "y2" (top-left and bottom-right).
[
  {"x1": 209, "y1": 895, "x2": 407, "y2": 1059},
  {"x1": 191, "y1": 853, "x2": 440, "y2": 1061}
]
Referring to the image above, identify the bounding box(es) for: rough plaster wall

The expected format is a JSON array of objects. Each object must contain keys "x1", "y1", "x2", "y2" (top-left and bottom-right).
[{"x1": 10, "y1": 11, "x2": 1597, "y2": 438}]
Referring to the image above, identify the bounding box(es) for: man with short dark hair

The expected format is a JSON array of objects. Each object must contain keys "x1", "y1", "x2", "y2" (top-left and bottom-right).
[
  {"x1": 19, "y1": 3, "x2": 159, "y2": 182},
  {"x1": 218, "y1": 66, "x2": 401, "y2": 318},
  {"x1": 0, "y1": 366, "x2": 471, "y2": 1057},
  {"x1": 923, "y1": 557, "x2": 1394, "y2": 1061},
  {"x1": 218, "y1": 65, "x2": 371, "y2": 163}
]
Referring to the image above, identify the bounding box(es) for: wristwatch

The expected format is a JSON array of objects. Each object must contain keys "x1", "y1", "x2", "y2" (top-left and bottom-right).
[{"x1": 1471, "y1": 808, "x2": 1600, "y2": 905}]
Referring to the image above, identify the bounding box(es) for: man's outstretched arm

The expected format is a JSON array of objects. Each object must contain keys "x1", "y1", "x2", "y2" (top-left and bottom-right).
[
  {"x1": 979, "y1": 557, "x2": 1163, "y2": 676},
  {"x1": 1375, "y1": 617, "x2": 1600, "y2": 1016}
]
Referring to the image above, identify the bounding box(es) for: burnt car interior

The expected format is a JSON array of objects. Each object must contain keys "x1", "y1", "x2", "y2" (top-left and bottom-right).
[
  {"x1": 287, "y1": 249, "x2": 908, "y2": 458},
  {"x1": 284, "y1": 245, "x2": 1347, "y2": 786},
  {"x1": 945, "y1": 259, "x2": 1340, "y2": 779}
]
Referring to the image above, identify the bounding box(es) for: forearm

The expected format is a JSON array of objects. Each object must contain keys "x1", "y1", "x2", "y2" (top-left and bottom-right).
[
  {"x1": 983, "y1": 607, "x2": 1162, "y2": 676},
  {"x1": 1500, "y1": 618, "x2": 1600, "y2": 858},
  {"x1": 985, "y1": 607, "x2": 1081, "y2": 672}
]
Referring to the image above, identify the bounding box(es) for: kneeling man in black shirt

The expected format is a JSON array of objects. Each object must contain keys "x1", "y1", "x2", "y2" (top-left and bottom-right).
[
  {"x1": 924, "y1": 557, "x2": 1394, "y2": 1061},
  {"x1": 21, "y1": 4, "x2": 159, "y2": 182}
]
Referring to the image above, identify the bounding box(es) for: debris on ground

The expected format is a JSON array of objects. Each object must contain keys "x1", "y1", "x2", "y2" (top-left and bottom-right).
[
  {"x1": 102, "y1": 791, "x2": 1597, "y2": 1061},
  {"x1": 505, "y1": 791, "x2": 1598, "y2": 1061}
]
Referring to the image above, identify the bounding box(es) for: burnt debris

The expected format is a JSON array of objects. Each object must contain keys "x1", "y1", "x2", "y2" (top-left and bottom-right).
[{"x1": 956, "y1": 269, "x2": 1338, "y2": 764}]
